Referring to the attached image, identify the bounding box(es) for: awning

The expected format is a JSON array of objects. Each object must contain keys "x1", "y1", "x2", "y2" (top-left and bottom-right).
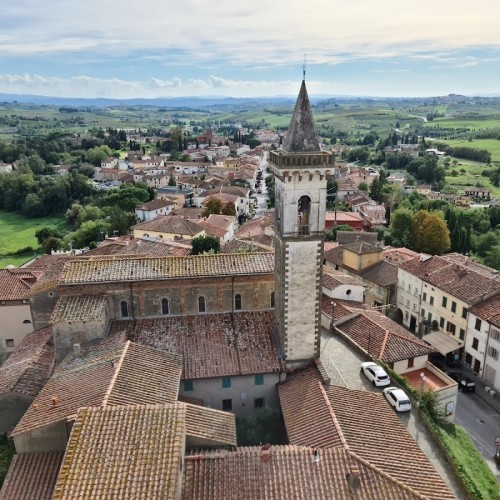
[{"x1": 423, "y1": 331, "x2": 464, "y2": 356}]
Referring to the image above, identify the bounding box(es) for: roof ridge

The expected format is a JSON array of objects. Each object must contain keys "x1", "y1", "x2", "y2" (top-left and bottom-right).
[
  {"x1": 102, "y1": 341, "x2": 130, "y2": 407},
  {"x1": 317, "y1": 381, "x2": 349, "y2": 451},
  {"x1": 378, "y1": 328, "x2": 390, "y2": 359}
]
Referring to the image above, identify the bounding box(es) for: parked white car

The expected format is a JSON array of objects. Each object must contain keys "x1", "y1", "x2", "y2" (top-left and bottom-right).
[
  {"x1": 360, "y1": 361, "x2": 391, "y2": 387},
  {"x1": 383, "y1": 387, "x2": 412, "y2": 412}
]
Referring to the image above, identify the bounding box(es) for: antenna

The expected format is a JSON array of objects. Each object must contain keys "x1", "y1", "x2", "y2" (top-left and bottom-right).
[{"x1": 303, "y1": 54, "x2": 307, "y2": 81}]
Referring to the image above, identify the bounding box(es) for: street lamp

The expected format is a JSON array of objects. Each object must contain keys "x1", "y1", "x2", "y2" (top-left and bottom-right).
[{"x1": 419, "y1": 372, "x2": 427, "y2": 405}]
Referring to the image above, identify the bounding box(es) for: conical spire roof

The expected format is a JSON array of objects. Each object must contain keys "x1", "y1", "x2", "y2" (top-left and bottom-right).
[{"x1": 282, "y1": 80, "x2": 320, "y2": 153}]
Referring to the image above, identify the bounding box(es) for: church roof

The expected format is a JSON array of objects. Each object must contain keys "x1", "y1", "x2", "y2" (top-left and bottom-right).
[{"x1": 282, "y1": 80, "x2": 321, "y2": 152}]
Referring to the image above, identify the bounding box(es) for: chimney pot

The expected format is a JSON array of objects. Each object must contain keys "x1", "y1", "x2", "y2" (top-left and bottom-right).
[
  {"x1": 260, "y1": 443, "x2": 271, "y2": 463},
  {"x1": 73, "y1": 343, "x2": 81, "y2": 358},
  {"x1": 51, "y1": 396, "x2": 58, "y2": 407}
]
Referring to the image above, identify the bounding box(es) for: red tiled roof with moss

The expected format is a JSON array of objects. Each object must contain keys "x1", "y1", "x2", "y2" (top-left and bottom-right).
[{"x1": 110, "y1": 311, "x2": 284, "y2": 380}]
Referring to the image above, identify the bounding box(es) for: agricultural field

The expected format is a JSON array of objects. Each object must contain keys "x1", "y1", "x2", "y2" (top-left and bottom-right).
[
  {"x1": 0, "y1": 210, "x2": 65, "y2": 269},
  {"x1": 439, "y1": 138, "x2": 500, "y2": 166}
]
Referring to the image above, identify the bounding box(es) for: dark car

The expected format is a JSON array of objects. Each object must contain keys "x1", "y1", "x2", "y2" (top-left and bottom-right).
[{"x1": 448, "y1": 372, "x2": 476, "y2": 392}]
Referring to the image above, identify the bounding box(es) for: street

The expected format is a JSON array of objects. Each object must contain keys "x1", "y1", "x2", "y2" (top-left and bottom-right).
[
  {"x1": 320, "y1": 327, "x2": 467, "y2": 498},
  {"x1": 254, "y1": 152, "x2": 269, "y2": 218}
]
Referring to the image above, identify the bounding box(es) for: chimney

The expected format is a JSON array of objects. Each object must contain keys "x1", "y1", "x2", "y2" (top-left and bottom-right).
[
  {"x1": 51, "y1": 396, "x2": 59, "y2": 407},
  {"x1": 260, "y1": 443, "x2": 271, "y2": 463},
  {"x1": 346, "y1": 463, "x2": 361, "y2": 492},
  {"x1": 73, "y1": 343, "x2": 81, "y2": 359},
  {"x1": 311, "y1": 448, "x2": 320, "y2": 464}
]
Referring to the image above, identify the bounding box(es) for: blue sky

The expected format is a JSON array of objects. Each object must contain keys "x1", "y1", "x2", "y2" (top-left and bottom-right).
[{"x1": 1, "y1": 0, "x2": 500, "y2": 98}]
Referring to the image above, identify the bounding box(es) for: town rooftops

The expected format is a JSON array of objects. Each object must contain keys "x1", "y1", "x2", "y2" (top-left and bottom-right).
[
  {"x1": 400, "y1": 255, "x2": 500, "y2": 304},
  {"x1": 322, "y1": 270, "x2": 365, "y2": 290},
  {"x1": 470, "y1": 294, "x2": 500, "y2": 329},
  {"x1": 0, "y1": 268, "x2": 41, "y2": 300},
  {"x1": 135, "y1": 198, "x2": 175, "y2": 211},
  {"x1": 0, "y1": 452, "x2": 64, "y2": 500},
  {"x1": 278, "y1": 364, "x2": 453, "y2": 500},
  {"x1": 11, "y1": 338, "x2": 182, "y2": 437},
  {"x1": 132, "y1": 215, "x2": 203, "y2": 236},
  {"x1": 342, "y1": 241, "x2": 382, "y2": 255},
  {"x1": 58, "y1": 252, "x2": 274, "y2": 284},
  {"x1": 0, "y1": 326, "x2": 54, "y2": 399},
  {"x1": 110, "y1": 311, "x2": 284, "y2": 380},
  {"x1": 359, "y1": 260, "x2": 398, "y2": 287},
  {"x1": 336, "y1": 230, "x2": 378, "y2": 245},
  {"x1": 84, "y1": 237, "x2": 191, "y2": 258},
  {"x1": 51, "y1": 295, "x2": 108, "y2": 323}
]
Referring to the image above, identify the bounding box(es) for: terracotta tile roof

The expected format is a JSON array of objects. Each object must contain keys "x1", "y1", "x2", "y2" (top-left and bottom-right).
[
  {"x1": 204, "y1": 214, "x2": 235, "y2": 231},
  {"x1": 325, "y1": 211, "x2": 363, "y2": 222},
  {"x1": 400, "y1": 255, "x2": 500, "y2": 304},
  {"x1": 322, "y1": 269, "x2": 365, "y2": 289},
  {"x1": 53, "y1": 404, "x2": 186, "y2": 500},
  {"x1": 201, "y1": 192, "x2": 239, "y2": 206},
  {"x1": 220, "y1": 239, "x2": 271, "y2": 253},
  {"x1": 133, "y1": 215, "x2": 204, "y2": 236},
  {"x1": 442, "y1": 252, "x2": 500, "y2": 278},
  {"x1": 470, "y1": 294, "x2": 500, "y2": 329},
  {"x1": 11, "y1": 338, "x2": 182, "y2": 437},
  {"x1": 135, "y1": 198, "x2": 174, "y2": 210},
  {"x1": 0, "y1": 268, "x2": 38, "y2": 300},
  {"x1": 84, "y1": 237, "x2": 191, "y2": 257},
  {"x1": 50, "y1": 295, "x2": 108, "y2": 323},
  {"x1": 185, "y1": 404, "x2": 236, "y2": 447},
  {"x1": 323, "y1": 246, "x2": 344, "y2": 266},
  {"x1": 58, "y1": 253, "x2": 274, "y2": 284},
  {"x1": 0, "y1": 326, "x2": 54, "y2": 399},
  {"x1": 110, "y1": 311, "x2": 284, "y2": 380},
  {"x1": 321, "y1": 295, "x2": 369, "y2": 321},
  {"x1": 359, "y1": 260, "x2": 398, "y2": 286},
  {"x1": 329, "y1": 384, "x2": 453, "y2": 499},
  {"x1": 336, "y1": 231, "x2": 378, "y2": 245},
  {"x1": 278, "y1": 365, "x2": 346, "y2": 449},
  {"x1": 236, "y1": 213, "x2": 274, "y2": 239},
  {"x1": 0, "y1": 452, "x2": 64, "y2": 500},
  {"x1": 170, "y1": 207, "x2": 204, "y2": 219},
  {"x1": 334, "y1": 307, "x2": 435, "y2": 363},
  {"x1": 27, "y1": 255, "x2": 85, "y2": 294},
  {"x1": 383, "y1": 246, "x2": 419, "y2": 265},
  {"x1": 197, "y1": 219, "x2": 227, "y2": 239},
  {"x1": 342, "y1": 241, "x2": 382, "y2": 255},
  {"x1": 182, "y1": 445, "x2": 421, "y2": 500}
]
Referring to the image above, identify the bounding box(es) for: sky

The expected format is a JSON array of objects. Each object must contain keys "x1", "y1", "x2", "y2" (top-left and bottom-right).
[{"x1": 1, "y1": 0, "x2": 500, "y2": 99}]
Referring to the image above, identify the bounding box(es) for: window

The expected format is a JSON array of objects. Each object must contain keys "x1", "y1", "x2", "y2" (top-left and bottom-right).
[
  {"x1": 254, "y1": 398, "x2": 265, "y2": 409},
  {"x1": 421, "y1": 309, "x2": 425, "y2": 317},
  {"x1": 222, "y1": 399, "x2": 232, "y2": 412},
  {"x1": 161, "y1": 298, "x2": 169, "y2": 315},
  {"x1": 422, "y1": 293, "x2": 427, "y2": 302},
  {"x1": 120, "y1": 301, "x2": 129, "y2": 318},
  {"x1": 488, "y1": 346, "x2": 499, "y2": 360},
  {"x1": 407, "y1": 357, "x2": 414, "y2": 368},
  {"x1": 406, "y1": 299, "x2": 410, "y2": 307},
  {"x1": 405, "y1": 312, "x2": 409, "y2": 321},
  {"x1": 451, "y1": 301, "x2": 457, "y2": 313},
  {"x1": 222, "y1": 377, "x2": 231, "y2": 388},
  {"x1": 234, "y1": 294, "x2": 242, "y2": 311},
  {"x1": 430, "y1": 296, "x2": 434, "y2": 306},
  {"x1": 459, "y1": 329, "x2": 465, "y2": 341},
  {"x1": 427, "y1": 312, "x2": 432, "y2": 323},
  {"x1": 270, "y1": 292, "x2": 275, "y2": 308},
  {"x1": 446, "y1": 322, "x2": 456, "y2": 335},
  {"x1": 23, "y1": 319, "x2": 31, "y2": 324},
  {"x1": 198, "y1": 296, "x2": 206, "y2": 313},
  {"x1": 439, "y1": 317, "x2": 445, "y2": 328},
  {"x1": 465, "y1": 353, "x2": 472, "y2": 365},
  {"x1": 472, "y1": 337, "x2": 479, "y2": 350},
  {"x1": 255, "y1": 374, "x2": 264, "y2": 385},
  {"x1": 475, "y1": 318, "x2": 482, "y2": 331},
  {"x1": 462, "y1": 307, "x2": 467, "y2": 319},
  {"x1": 491, "y1": 328, "x2": 500, "y2": 341},
  {"x1": 183, "y1": 380, "x2": 194, "y2": 391},
  {"x1": 442, "y1": 296, "x2": 448, "y2": 308},
  {"x1": 5, "y1": 339, "x2": 14, "y2": 348}
]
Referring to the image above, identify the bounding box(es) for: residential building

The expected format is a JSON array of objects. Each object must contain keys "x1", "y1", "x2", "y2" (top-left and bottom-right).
[
  {"x1": 135, "y1": 198, "x2": 175, "y2": 221},
  {"x1": 464, "y1": 186, "x2": 492, "y2": 200},
  {"x1": 132, "y1": 215, "x2": 205, "y2": 240}
]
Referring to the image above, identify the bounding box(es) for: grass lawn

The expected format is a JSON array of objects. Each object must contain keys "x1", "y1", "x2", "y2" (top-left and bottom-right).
[
  {"x1": 0, "y1": 210, "x2": 66, "y2": 268},
  {"x1": 434, "y1": 422, "x2": 500, "y2": 499},
  {"x1": 441, "y1": 138, "x2": 500, "y2": 165}
]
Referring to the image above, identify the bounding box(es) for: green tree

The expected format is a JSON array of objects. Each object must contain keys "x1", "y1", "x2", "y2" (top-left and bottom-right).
[
  {"x1": 358, "y1": 182, "x2": 368, "y2": 192},
  {"x1": 35, "y1": 227, "x2": 62, "y2": 245},
  {"x1": 168, "y1": 175, "x2": 177, "y2": 186},
  {"x1": 325, "y1": 224, "x2": 353, "y2": 241},
  {"x1": 202, "y1": 198, "x2": 224, "y2": 217},
  {"x1": 415, "y1": 213, "x2": 451, "y2": 255},
  {"x1": 191, "y1": 235, "x2": 221, "y2": 255},
  {"x1": 484, "y1": 246, "x2": 500, "y2": 270},
  {"x1": 390, "y1": 208, "x2": 414, "y2": 248},
  {"x1": 474, "y1": 233, "x2": 500, "y2": 258},
  {"x1": 221, "y1": 202, "x2": 236, "y2": 216}
]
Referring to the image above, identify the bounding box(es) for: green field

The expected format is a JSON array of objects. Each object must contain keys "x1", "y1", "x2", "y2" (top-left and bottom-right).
[
  {"x1": 440, "y1": 138, "x2": 500, "y2": 165},
  {"x1": 0, "y1": 210, "x2": 65, "y2": 269}
]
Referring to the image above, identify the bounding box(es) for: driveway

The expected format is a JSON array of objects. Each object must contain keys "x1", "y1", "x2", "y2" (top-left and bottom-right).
[{"x1": 320, "y1": 327, "x2": 466, "y2": 499}]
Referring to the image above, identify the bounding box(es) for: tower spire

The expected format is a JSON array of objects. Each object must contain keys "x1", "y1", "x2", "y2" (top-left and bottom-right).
[{"x1": 303, "y1": 54, "x2": 307, "y2": 81}]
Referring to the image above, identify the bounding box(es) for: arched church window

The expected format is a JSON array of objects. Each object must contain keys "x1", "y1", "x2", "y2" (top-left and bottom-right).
[
  {"x1": 161, "y1": 298, "x2": 170, "y2": 315},
  {"x1": 297, "y1": 195, "x2": 311, "y2": 234},
  {"x1": 198, "y1": 296, "x2": 206, "y2": 313},
  {"x1": 235, "y1": 294, "x2": 242, "y2": 310},
  {"x1": 120, "y1": 301, "x2": 129, "y2": 318}
]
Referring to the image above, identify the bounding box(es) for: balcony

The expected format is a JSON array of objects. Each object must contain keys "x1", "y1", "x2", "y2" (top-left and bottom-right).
[{"x1": 298, "y1": 225, "x2": 310, "y2": 236}]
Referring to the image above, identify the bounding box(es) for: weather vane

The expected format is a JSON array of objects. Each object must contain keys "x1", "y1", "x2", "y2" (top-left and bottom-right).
[{"x1": 303, "y1": 54, "x2": 307, "y2": 81}]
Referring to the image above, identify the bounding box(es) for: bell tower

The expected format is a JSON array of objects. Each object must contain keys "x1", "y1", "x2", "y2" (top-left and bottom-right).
[{"x1": 269, "y1": 80, "x2": 335, "y2": 367}]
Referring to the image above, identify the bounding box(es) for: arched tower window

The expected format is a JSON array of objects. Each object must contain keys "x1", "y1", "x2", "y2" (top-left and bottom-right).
[
  {"x1": 120, "y1": 301, "x2": 129, "y2": 318},
  {"x1": 198, "y1": 296, "x2": 206, "y2": 313},
  {"x1": 270, "y1": 292, "x2": 275, "y2": 308},
  {"x1": 161, "y1": 298, "x2": 169, "y2": 315},
  {"x1": 297, "y1": 195, "x2": 311, "y2": 235},
  {"x1": 234, "y1": 294, "x2": 242, "y2": 310}
]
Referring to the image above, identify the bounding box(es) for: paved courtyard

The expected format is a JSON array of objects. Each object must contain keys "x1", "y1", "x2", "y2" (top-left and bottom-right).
[{"x1": 319, "y1": 327, "x2": 466, "y2": 499}]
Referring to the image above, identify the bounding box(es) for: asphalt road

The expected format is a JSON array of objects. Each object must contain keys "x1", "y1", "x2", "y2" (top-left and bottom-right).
[{"x1": 454, "y1": 390, "x2": 500, "y2": 477}]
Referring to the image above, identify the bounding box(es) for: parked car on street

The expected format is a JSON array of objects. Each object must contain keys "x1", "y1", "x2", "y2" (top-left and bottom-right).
[
  {"x1": 383, "y1": 387, "x2": 412, "y2": 412},
  {"x1": 447, "y1": 372, "x2": 476, "y2": 392},
  {"x1": 360, "y1": 361, "x2": 391, "y2": 387}
]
